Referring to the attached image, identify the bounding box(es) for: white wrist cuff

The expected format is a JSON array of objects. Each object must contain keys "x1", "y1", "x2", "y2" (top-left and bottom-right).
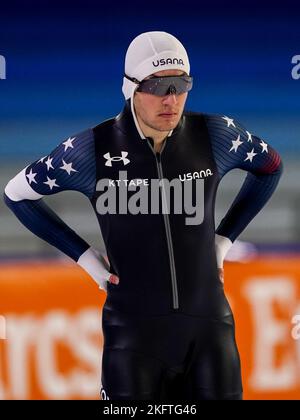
[
  {"x1": 77, "y1": 247, "x2": 110, "y2": 291},
  {"x1": 215, "y1": 234, "x2": 233, "y2": 268}
]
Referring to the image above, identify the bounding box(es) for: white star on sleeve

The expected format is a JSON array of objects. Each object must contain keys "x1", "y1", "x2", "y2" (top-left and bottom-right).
[
  {"x1": 244, "y1": 148, "x2": 258, "y2": 162},
  {"x1": 260, "y1": 140, "x2": 268, "y2": 153},
  {"x1": 60, "y1": 159, "x2": 78, "y2": 175},
  {"x1": 246, "y1": 131, "x2": 253, "y2": 142},
  {"x1": 45, "y1": 156, "x2": 54, "y2": 171},
  {"x1": 229, "y1": 134, "x2": 243, "y2": 152},
  {"x1": 38, "y1": 156, "x2": 47, "y2": 164},
  {"x1": 43, "y1": 176, "x2": 59, "y2": 190},
  {"x1": 62, "y1": 137, "x2": 76, "y2": 151},
  {"x1": 222, "y1": 116, "x2": 236, "y2": 128},
  {"x1": 26, "y1": 169, "x2": 38, "y2": 184}
]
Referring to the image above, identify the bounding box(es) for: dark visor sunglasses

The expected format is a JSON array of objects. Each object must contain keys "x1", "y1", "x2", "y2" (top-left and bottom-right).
[{"x1": 125, "y1": 74, "x2": 193, "y2": 96}]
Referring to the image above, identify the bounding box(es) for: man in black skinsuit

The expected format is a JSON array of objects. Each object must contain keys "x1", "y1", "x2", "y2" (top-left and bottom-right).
[{"x1": 4, "y1": 31, "x2": 283, "y2": 400}]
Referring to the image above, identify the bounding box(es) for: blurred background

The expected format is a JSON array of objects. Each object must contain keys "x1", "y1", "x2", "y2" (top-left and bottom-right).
[{"x1": 0, "y1": 0, "x2": 300, "y2": 400}]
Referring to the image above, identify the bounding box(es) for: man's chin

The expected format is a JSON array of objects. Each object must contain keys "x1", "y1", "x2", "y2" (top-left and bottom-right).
[{"x1": 155, "y1": 119, "x2": 180, "y2": 131}]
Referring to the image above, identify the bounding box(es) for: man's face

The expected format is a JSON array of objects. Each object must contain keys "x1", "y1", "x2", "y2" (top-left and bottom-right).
[{"x1": 133, "y1": 69, "x2": 188, "y2": 133}]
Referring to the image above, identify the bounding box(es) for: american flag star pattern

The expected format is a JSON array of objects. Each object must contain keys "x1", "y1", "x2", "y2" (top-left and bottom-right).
[
  {"x1": 205, "y1": 114, "x2": 282, "y2": 178},
  {"x1": 25, "y1": 129, "x2": 96, "y2": 198}
]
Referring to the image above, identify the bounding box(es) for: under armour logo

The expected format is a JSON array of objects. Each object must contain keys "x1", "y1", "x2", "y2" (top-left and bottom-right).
[{"x1": 103, "y1": 151, "x2": 130, "y2": 167}]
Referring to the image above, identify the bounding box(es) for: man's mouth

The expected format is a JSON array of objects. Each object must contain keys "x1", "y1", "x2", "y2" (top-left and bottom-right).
[{"x1": 158, "y1": 112, "x2": 178, "y2": 117}]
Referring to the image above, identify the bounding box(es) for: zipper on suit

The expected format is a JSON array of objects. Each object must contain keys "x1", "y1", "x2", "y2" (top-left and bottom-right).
[{"x1": 146, "y1": 138, "x2": 179, "y2": 310}]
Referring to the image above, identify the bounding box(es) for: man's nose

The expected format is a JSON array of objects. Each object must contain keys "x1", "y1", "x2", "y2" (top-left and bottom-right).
[{"x1": 162, "y1": 94, "x2": 178, "y2": 105}]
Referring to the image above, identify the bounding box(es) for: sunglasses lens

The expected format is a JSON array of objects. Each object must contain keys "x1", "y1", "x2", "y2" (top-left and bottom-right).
[{"x1": 137, "y1": 76, "x2": 193, "y2": 96}]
